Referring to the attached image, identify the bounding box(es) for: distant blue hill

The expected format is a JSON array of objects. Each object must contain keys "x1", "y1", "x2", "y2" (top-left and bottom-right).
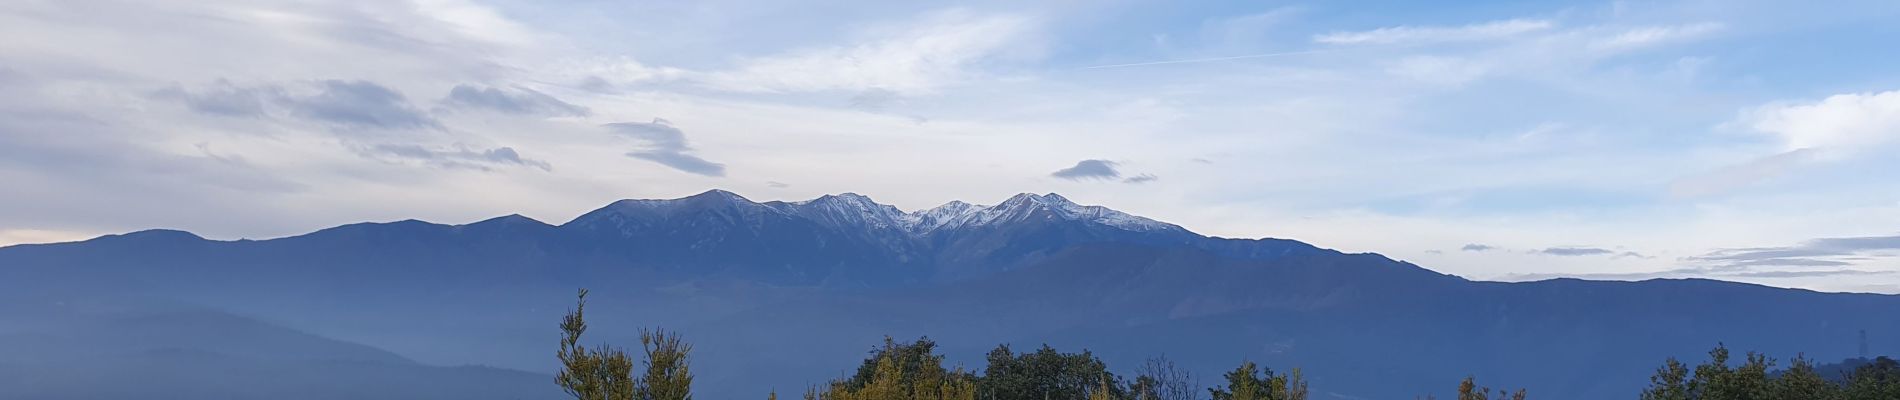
[
  {"x1": 1, "y1": 189, "x2": 1896, "y2": 399},
  {"x1": 0, "y1": 296, "x2": 553, "y2": 400}
]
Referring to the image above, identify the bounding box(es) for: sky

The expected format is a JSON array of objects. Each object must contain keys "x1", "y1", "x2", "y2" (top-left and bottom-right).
[{"x1": 2, "y1": 0, "x2": 1899, "y2": 293}]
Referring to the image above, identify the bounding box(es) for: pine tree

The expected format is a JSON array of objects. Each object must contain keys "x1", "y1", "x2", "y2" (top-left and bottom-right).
[
  {"x1": 1210, "y1": 361, "x2": 1274, "y2": 400},
  {"x1": 555, "y1": 289, "x2": 693, "y2": 400},
  {"x1": 1689, "y1": 345, "x2": 1736, "y2": 400},
  {"x1": 637, "y1": 328, "x2": 694, "y2": 400},
  {"x1": 1732, "y1": 351, "x2": 1776, "y2": 399},
  {"x1": 557, "y1": 289, "x2": 637, "y2": 400},
  {"x1": 1641, "y1": 358, "x2": 1690, "y2": 400}
]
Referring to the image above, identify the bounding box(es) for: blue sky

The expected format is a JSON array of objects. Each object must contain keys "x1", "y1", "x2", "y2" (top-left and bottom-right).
[{"x1": 2, "y1": 0, "x2": 1899, "y2": 292}]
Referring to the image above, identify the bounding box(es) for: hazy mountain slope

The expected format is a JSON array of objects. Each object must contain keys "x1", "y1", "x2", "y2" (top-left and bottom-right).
[
  {"x1": 1, "y1": 190, "x2": 1897, "y2": 399},
  {"x1": 0, "y1": 296, "x2": 554, "y2": 400},
  {"x1": 676, "y1": 244, "x2": 1900, "y2": 399}
]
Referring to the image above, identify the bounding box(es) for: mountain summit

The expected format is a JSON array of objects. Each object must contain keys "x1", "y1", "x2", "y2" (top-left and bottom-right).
[
  {"x1": 541, "y1": 190, "x2": 1235, "y2": 284},
  {"x1": 567, "y1": 190, "x2": 1185, "y2": 239}
]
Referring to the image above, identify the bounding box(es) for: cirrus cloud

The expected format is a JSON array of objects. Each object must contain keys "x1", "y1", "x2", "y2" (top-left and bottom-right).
[
  {"x1": 1314, "y1": 19, "x2": 1554, "y2": 45},
  {"x1": 701, "y1": 10, "x2": 1038, "y2": 95}
]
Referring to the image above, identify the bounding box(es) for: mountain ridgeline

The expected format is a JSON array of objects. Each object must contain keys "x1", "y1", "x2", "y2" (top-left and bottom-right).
[
  {"x1": 1, "y1": 189, "x2": 1896, "y2": 399},
  {"x1": 553, "y1": 190, "x2": 1334, "y2": 285}
]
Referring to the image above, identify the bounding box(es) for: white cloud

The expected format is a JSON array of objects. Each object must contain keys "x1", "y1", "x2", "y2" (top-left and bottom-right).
[
  {"x1": 701, "y1": 10, "x2": 1038, "y2": 95},
  {"x1": 1314, "y1": 19, "x2": 1555, "y2": 45},
  {"x1": 1749, "y1": 89, "x2": 1900, "y2": 152},
  {"x1": 1588, "y1": 22, "x2": 1723, "y2": 51},
  {"x1": 550, "y1": 57, "x2": 692, "y2": 91},
  {"x1": 411, "y1": 0, "x2": 543, "y2": 47},
  {"x1": 1665, "y1": 90, "x2": 1900, "y2": 199},
  {"x1": 1385, "y1": 55, "x2": 1491, "y2": 86}
]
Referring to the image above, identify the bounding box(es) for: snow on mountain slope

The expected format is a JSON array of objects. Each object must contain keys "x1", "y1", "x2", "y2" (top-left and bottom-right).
[
  {"x1": 567, "y1": 190, "x2": 1185, "y2": 239},
  {"x1": 766, "y1": 193, "x2": 910, "y2": 232},
  {"x1": 921, "y1": 193, "x2": 1186, "y2": 235},
  {"x1": 901, "y1": 200, "x2": 984, "y2": 235},
  {"x1": 565, "y1": 189, "x2": 788, "y2": 234}
]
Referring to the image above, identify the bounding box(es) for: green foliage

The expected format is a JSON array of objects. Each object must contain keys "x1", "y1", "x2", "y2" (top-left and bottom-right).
[
  {"x1": 1453, "y1": 376, "x2": 1525, "y2": 400},
  {"x1": 638, "y1": 327, "x2": 694, "y2": 400},
  {"x1": 558, "y1": 289, "x2": 637, "y2": 400},
  {"x1": 1642, "y1": 345, "x2": 1900, "y2": 400},
  {"x1": 1774, "y1": 355, "x2": 1834, "y2": 400},
  {"x1": 1285, "y1": 368, "x2": 1309, "y2": 400},
  {"x1": 838, "y1": 337, "x2": 959, "y2": 392},
  {"x1": 1208, "y1": 361, "x2": 1278, "y2": 400},
  {"x1": 978, "y1": 344, "x2": 1124, "y2": 400},
  {"x1": 1841, "y1": 357, "x2": 1900, "y2": 400},
  {"x1": 557, "y1": 290, "x2": 1900, "y2": 400},
  {"x1": 1206, "y1": 361, "x2": 1310, "y2": 400},
  {"x1": 810, "y1": 336, "x2": 977, "y2": 400},
  {"x1": 555, "y1": 289, "x2": 694, "y2": 400},
  {"x1": 1089, "y1": 376, "x2": 1117, "y2": 400},
  {"x1": 1641, "y1": 358, "x2": 1690, "y2": 400}
]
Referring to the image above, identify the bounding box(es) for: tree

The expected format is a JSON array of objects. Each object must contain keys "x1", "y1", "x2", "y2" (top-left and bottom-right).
[
  {"x1": 1132, "y1": 356, "x2": 1198, "y2": 400},
  {"x1": 637, "y1": 328, "x2": 694, "y2": 400},
  {"x1": 1637, "y1": 344, "x2": 1900, "y2": 400},
  {"x1": 1731, "y1": 351, "x2": 1776, "y2": 399},
  {"x1": 1456, "y1": 376, "x2": 1481, "y2": 400},
  {"x1": 1775, "y1": 355, "x2": 1837, "y2": 400},
  {"x1": 1209, "y1": 361, "x2": 1283, "y2": 400},
  {"x1": 978, "y1": 344, "x2": 1124, "y2": 400},
  {"x1": 1285, "y1": 368, "x2": 1309, "y2": 400},
  {"x1": 1451, "y1": 376, "x2": 1522, "y2": 400},
  {"x1": 557, "y1": 289, "x2": 637, "y2": 400},
  {"x1": 812, "y1": 337, "x2": 976, "y2": 400},
  {"x1": 555, "y1": 289, "x2": 693, "y2": 400},
  {"x1": 1088, "y1": 376, "x2": 1117, "y2": 400},
  {"x1": 1688, "y1": 345, "x2": 1735, "y2": 400},
  {"x1": 1641, "y1": 358, "x2": 1690, "y2": 400},
  {"x1": 840, "y1": 337, "x2": 950, "y2": 392},
  {"x1": 1842, "y1": 357, "x2": 1900, "y2": 400}
]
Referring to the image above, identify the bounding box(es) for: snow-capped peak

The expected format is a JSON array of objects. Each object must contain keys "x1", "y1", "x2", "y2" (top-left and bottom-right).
[
  {"x1": 566, "y1": 189, "x2": 780, "y2": 228},
  {"x1": 768, "y1": 192, "x2": 910, "y2": 231},
  {"x1": 568, "y1": 190, "x2": 1185, "y2": 236},
  {"x1": 597, "y1": 189, "x2": 752, "y2": 212},
  {"x1": 900, "y1": 200, "x2": 986, "y2": 234},
  {"x1": 901, "y1": 193, "x2": 1183, "y2": 235}
]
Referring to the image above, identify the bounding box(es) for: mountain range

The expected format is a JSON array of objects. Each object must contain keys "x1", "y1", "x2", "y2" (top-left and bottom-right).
[{"x1": 1, "y1": 189, "x2": 1896, "y2": 399}]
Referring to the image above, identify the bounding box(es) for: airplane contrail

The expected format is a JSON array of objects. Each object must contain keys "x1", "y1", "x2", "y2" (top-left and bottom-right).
[{"x1": 1081, "y1": 48, "x2": 1351, "y2": 70}]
